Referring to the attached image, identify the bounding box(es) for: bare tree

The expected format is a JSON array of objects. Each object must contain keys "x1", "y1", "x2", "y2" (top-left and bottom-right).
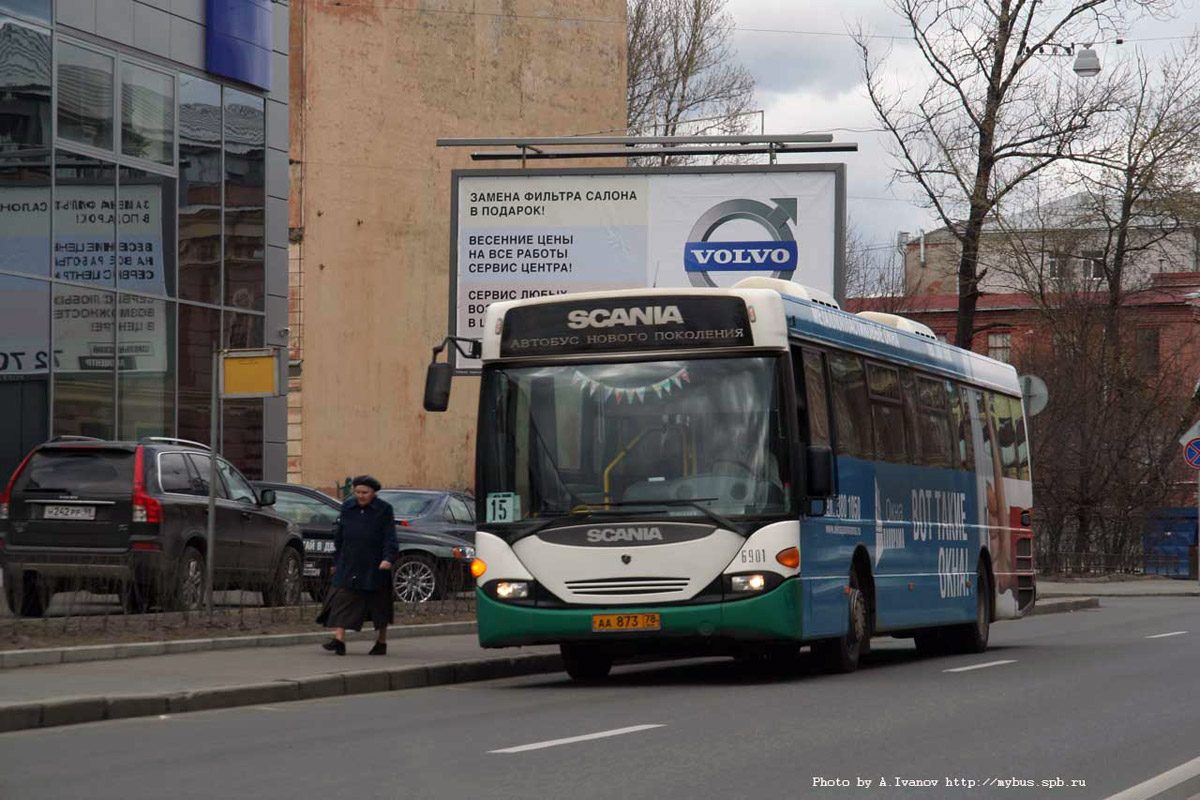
[
  {"x1": 844, "y1": 222, "x2": 913, "y2": 310},
  {"x1": 855, "y1": 0, "x2": 1168, "y2": 349},
  {"x1": 626, "y1": 0, "x2": 756, "y2": 164}
]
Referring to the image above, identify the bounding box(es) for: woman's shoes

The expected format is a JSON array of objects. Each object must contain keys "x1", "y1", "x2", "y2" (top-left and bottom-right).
[
  {"x1": 368, "y1": 641, "x2": 387, "y2": 656},
  {"x1": 322, "y1": 638, "x2": 346, "y2": 656}
]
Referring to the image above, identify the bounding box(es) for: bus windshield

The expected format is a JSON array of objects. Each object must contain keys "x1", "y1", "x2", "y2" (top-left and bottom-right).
[{"x1": 478, "y1": 355, "x2": 791, "y2": 527}]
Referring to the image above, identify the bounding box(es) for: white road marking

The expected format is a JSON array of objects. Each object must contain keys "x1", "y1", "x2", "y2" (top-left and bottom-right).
[
  {"x1": 1145, "y1": 631, "x2": 1188, "y2": 639},
  {"x1": 254, "y1": 706, "x2": 286, "y2": 712},
  {"x1": 489, "y1": 724, "x2": 665, "y2": 754},
  {"x1": 1104, "y1": 753, "x2": 1200, "y2": 800},
  {"x1": 158, "y1": 715, "x2": 170, "y2": 720},
  {"x1": 943, "y1": 659, "x2": 1016, "y2": 673}
]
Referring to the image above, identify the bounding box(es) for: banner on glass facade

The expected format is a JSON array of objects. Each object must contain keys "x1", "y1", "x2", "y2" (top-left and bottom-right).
[
  {"x1": 449, "y1": 165, "x2": 845, "y2": 371},
  {"x1": 0, "y1": 183, "x2": 168, "y2": 374}
]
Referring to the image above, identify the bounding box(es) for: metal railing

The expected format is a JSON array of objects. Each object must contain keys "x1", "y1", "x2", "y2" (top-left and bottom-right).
[{"x1": 1037, "y1": 551, "x2": 1191, "y2": 577}]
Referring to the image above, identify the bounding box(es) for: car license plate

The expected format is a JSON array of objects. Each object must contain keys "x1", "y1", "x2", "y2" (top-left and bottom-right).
[
  {"x1": 43, "y1": 505, "x2": 96, "y2": 521},
  {"x1": 591, "y1": 613, "x2": 660, "y2": 632}
]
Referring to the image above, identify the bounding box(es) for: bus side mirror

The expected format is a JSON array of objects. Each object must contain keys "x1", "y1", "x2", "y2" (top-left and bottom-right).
[
  {"x1": 806, "y1": 445, "x2": 834, "y2": 499},
  {"x1": 424, "y1": 362, "x2": 453, "y2": 412}
]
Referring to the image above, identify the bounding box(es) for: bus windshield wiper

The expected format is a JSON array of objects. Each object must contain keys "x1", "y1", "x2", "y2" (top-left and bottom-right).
[{"x1": 581, "y1": 499, "x2": 746, "y2": 536}]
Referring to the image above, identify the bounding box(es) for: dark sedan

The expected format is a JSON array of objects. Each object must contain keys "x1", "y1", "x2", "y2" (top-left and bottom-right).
[
  {"x1": 252, "y1": 483, "x2": 475, "y2": 603},
  {"x1": 376, "y1": 489, "x2": 476, "y2": 542}
]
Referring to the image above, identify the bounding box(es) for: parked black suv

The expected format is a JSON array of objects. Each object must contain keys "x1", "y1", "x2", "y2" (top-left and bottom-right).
[{"x1": 0, "y1": 437, "x2": 303, "y2": 616}]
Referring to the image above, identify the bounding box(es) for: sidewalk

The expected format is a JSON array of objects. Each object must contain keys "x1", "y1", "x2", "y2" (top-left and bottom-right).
[
  {"x1": 0, "y1": 632, "x2": 561, "y2": 733},
  {"x1": 1039, "y1": 578, "x2": 1200, "y2": 597}
]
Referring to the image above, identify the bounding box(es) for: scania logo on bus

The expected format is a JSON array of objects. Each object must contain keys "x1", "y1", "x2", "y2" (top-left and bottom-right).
[
  {"x1": 566, "y1": 306, "x2": 684, "y2": 330},
  {"x1": 535, "y1": 521, "x2": 715, "y2": 547},
  {"x1": 586, "y1": 526, "x2": 664, "y2": 543},
  {"x1": 683, "y1": 198, "x2": 799, "y2": 288}
]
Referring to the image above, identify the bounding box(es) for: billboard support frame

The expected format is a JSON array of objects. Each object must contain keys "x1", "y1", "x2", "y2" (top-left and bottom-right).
[{"x1": 448, "y1": 163, "x2": 847, "y2": 374}]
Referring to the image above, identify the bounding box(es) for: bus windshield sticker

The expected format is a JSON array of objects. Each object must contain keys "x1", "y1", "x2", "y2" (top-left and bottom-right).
[{"x1": 486, "y1": 492, "x2": 520, "y2": 524}]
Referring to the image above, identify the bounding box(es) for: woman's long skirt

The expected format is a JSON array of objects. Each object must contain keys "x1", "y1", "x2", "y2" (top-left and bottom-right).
[{"x1": 316, "y1": 577, "x2": 394, "y2": 631}]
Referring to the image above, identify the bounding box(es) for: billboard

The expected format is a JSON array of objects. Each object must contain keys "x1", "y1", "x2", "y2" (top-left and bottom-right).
[{"x1": 450, "y1": 165, "x2": 845, "y2": 371}]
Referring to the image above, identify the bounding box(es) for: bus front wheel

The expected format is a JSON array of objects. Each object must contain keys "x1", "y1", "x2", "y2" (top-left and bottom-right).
[
  {"x1": 814, "y1": 572, "x2": 867, "y2": 674},
  {"x1": 561, "y1": 644, "x2": 613, "y2": 682}
]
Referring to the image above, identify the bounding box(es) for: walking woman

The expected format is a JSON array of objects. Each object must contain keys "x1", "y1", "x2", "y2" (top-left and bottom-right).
[{"x1": 317, "y1": 475, "x2": 399, "y2": 655}]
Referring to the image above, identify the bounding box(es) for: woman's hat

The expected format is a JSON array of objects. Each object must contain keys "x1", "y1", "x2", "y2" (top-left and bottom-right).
[{"x1": 351, "y1": 474, "x2": 382, "y2": 491}]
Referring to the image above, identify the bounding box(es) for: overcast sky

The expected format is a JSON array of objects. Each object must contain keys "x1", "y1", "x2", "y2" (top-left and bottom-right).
[{"x1": 725, "y1": 0, "x2": 1200, "y2": 261}]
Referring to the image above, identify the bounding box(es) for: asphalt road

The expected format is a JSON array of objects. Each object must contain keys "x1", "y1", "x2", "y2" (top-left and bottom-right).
[{"x1": 2, "y1": 597, "x2": 1199, "y2": 800}]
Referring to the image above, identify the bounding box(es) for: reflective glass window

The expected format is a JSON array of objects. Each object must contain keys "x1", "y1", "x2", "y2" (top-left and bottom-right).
[
  {"x1": 0, "y1": 1, "x2": 49, "y2": 24},
  {"x1": 827, "y1": 351, "x2": 872, "y2": 459},
  {"x1": 0, "y1": 17, "x2": 51, "y2": 151},
  {"x1": 223, "y1": 87, "x2": 264, "y2": 311},
  {"x1": 0, "y1": 18, "x2": 51, "y2": 277},
  {"x1": 0, "y1": 158, "x2": 50, "y2": 276},
  {"x1": 221, "y1": 310, "x2": 264, "y2": 479},
  {"x1": 54, "y1": 151, "x2": 115, "y2": 287},
  {"x1": 119, "y1": 166, "x2": 176, "y2": 296},
  {"x1": 178, "y1": 76, "x2": 221, "y2": 303},
  {"x1": 0, "y1": 273, "x2": 48, "y2": 481},
  {"x1": 801, "y1": 350, "x2": 831, "y2": 448},
  {"x1": 186, "y1": 453, "x2": 229, "y2": 499},
  {"x1": 117, "y1": 294, "x2": 175, "y2": 440},
  {"x1": 57, "y1": 41, "x2": 113, "y2": 150},
  {"x1": 121, "y1": 62, "x2": 174, "y2": 165},
  {"x1": 177, "y1": 303, "x2": 219, "y2": 447},
  {"x1": 158, "y1": 452, "x2": 193, "y2": 494},
  {"x1": 52, "y1": 282, "x2": 115, "y2": 439},
  {"x1": 866, "y1": 364, "x2": 906, "y2": 463},
  {"x1": 216, "y1": 458, "x2": 256, "y2": 503}
]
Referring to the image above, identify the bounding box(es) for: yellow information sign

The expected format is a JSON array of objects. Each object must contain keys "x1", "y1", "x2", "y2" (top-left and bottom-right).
[{"x1": 221, "y1": 349, "x2": 281, "y2": 398}]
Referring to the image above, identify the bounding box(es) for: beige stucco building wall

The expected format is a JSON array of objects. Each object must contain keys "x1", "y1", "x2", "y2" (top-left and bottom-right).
[{"x1": 287, "y1": 0, "x2": 628, "y2": 494}]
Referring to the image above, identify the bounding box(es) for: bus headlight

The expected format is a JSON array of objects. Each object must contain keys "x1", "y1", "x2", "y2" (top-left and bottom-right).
[
  {"x1": 494, "y1": 581, "x2": 529, "y2": 600},
  {"x1": 731, "y1": 574, "x2": 767, "y2": 593}
]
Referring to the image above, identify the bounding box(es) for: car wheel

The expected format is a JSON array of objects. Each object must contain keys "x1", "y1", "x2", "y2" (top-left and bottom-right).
[
  {"x1": 165, "y1": 546, "x2": 206, "y2": 613},
  {"x1": 393, "y1": 554, "x2": 440, "y2": 603},
  {"x1": 263, "y1": 548, "x2": 303, "y2": 607},
  {"x1": 4, "y1": 570, "x2": 50, "y2": 618}
]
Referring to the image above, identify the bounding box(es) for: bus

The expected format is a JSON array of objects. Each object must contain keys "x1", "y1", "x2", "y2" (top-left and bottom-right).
[{"x1": 424, "y1": 277, "x2": 1035, "y2": 681}]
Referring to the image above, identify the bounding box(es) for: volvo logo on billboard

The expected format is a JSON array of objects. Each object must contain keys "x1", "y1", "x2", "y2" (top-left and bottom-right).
[{"x1": 683, "y1": 198, "x2": 799, "y2": 288}]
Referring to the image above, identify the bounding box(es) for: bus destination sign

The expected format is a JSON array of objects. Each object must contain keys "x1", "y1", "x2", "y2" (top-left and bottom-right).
[{"x1": 500, "y1": 295, "x2": 754, "y2": 357}]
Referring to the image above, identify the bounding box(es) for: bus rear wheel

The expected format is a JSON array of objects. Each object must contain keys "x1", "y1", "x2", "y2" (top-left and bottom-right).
[
  {"x1": 561, "y1": 644, "x2": 613, "y2": 682},
  {"x1": 814, "y1": 572, "x2": 867, "y2": 674},
  {"x1": 947, "y1": 561, "x2": 991, "y2": 654}
]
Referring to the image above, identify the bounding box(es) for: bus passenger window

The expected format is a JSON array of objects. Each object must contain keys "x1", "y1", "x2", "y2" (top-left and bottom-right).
[
  {"x1": 952, "y1": 386, "x2": 975, "y2": 470},
  {"x1": 866, "y1": 363, "x2": 907, "y2": 463},
  {"x1": 802, "y1": 350, "x2": 831, "y2": 448},
  {"x1": 827, "y1": 352, "x2": 873, "y2": 459},
  {"x1": 915, "y1": 377, "x2": 955, "y2": 469}
]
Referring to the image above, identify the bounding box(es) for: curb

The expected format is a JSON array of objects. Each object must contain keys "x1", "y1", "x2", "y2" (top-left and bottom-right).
[
  {"x1": 0, "y1": 621, "x2": 478, "y2": 671},
  {"x1": 0, "y1": 651, "x2": 565, "y2": 734},
  {"x1": 1026, "y1": 596, "x2": 1100, "y2": 615}
]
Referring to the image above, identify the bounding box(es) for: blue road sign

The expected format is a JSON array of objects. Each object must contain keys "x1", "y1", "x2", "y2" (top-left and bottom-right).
[{"x1": 1185, "y1": 438, "x2": 1200, "y2": 469}]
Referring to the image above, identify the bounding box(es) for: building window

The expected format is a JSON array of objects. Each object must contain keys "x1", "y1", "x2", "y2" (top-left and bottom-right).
[
  {"x1": 1046, "y1": 252, "x2": 1069, "y2": 279},
  {"x1": 0, "y1": 16, "x2": 50, "y2": 152},
  {"x1": 1083, "y1": 251, "x2": 1105, "y2": 279},
  {"x1": 117, "y1": 295, "x2": 175, "y2": 439},
  {"x1": 987, "y1": 332, "x2": 1012, "y2": 363},
  {"x1": 57, "y1": 41, "x2": 114, "y2": 150},
  {"x1": 223, "y1": 87, "x2": 265, "y2": 311},
  {"x1": 178, "y1": 75, "x2": 222, "y2": 304},
  {"x1": 0, "y1": 0, "x2": 49, "y2": 24},
  {"x1": 0, "y1": 273, "x2": 49, "y2": 480},
  {"x1": 119, "y1": 165, "x2": 176, "y2": 296},
  {"x1": 120, "y1": 62, "x2": 175, "y2": 165},
  {"x1": 1135, "y1": 328, "x2": 1159, "y2": 375}
]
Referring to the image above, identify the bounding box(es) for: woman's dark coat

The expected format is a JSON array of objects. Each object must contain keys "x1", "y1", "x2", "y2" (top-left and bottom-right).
[{"x1": 332, "y1": 496, "x2": 399, "y2": 592}]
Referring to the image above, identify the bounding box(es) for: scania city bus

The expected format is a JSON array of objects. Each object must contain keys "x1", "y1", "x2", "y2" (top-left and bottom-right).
[{"x1": 424, "y1": 277, "x2": 1035, "y2": 680}]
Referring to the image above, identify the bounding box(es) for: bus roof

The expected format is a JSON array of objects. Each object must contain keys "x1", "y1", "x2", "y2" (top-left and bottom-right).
[{"x1": 782, "y1": 294, "x2": 1021, "y2": 395}]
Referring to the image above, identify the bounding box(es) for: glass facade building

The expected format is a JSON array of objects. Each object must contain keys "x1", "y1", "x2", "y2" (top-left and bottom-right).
[{"x1": 0, "y1": 0, "x2": 289, "y2": 483}]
